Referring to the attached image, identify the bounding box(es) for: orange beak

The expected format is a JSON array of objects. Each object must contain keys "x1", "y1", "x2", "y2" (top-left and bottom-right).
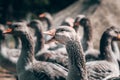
[
  {"x1": 3, "y1": 28, "x2": 12, "y2": 34},
  {"x1": 117, "y1": 34, "x2": 120, "y2": 40},
  {"x1": 43, "y1": 29, "x2": 57, "y2": 44},
  {"x1": 43, "y1": 29, "x2": 56, "y2": 36},
  {"x1": 39, "y1": 13, "x2": 45, "y2": 18}
]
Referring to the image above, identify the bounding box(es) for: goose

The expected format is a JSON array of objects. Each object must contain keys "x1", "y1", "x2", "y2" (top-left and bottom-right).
[
  {"x1": 44, "y1": 26, "x2": 120, "y2": 80},
  {"x1": 28, "y1": 20, "x2": 45, "y2": 54},
  {"x1": 39, "y1": 12, "x2": 63, "y2": 50},
  {"x1": 28, "y1": 20, "x2": 68, "y2": 68},
  {"x1": 0, "y1": 24, "x2": 20, "y2": 80},
  {"x1": 6, "y1": 20, "x2": 27, "y2": 49},
  {"x1": 73, "y1": 15, "x2": 100, "y2": 61},
  {"x1": 39, "y1": 12, "x2": 53, "y2": 31},
  {"x1": 0, "y1": 24, "x2": 20, "y2": 73},
  {"x1": 3, "y1": 22, "x2": 68, "y2": 80},
  {"x1": 74, "y1": 15, "x2": 120, "y2": 63}
]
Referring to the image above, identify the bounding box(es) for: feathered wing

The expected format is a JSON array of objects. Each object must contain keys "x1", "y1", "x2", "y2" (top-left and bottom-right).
[
  {"x1": 32, "y1": 61, "x2": 68, "y2": 80},
  {"x1": 86, "y1": 61, "x2": 119, "y2": 80}
]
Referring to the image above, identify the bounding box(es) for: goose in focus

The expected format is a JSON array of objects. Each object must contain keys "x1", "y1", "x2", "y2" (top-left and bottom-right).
[
  {"x1": 44, "y1": 26, "x2": 87, "y2": 80},
  {"x1": 44, "y1": 26, "x2": 120, "y2": 80},
  {"x1": 3, "y1": 22, "x2": 68, "y2": 80}
]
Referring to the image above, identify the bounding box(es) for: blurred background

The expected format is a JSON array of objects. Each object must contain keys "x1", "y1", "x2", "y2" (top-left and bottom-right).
[
  {"x1": 1, "y1": 0, "x2": 120, "y2": 80},
  {"x1": 0, "y1": 0, "x2": 78, "y2": 24}
]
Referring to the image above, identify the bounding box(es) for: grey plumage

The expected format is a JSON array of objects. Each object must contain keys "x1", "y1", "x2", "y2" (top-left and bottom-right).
[{"x1": 4, "y1": 22, "x2": 68, "y2": 80}]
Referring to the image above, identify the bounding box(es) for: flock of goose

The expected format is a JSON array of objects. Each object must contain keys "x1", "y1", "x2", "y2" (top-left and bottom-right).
[{"x1": 0, "y1": 12, "x2": 120, "y2": 80}]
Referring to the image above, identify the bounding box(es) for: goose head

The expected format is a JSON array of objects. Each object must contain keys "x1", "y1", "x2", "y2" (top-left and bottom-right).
[
  {"x1": 74, "y1": 14, "x2": 91, "y2": 28},
  {"x1": 44, "y1": 26, "x2": 77, "y2": 44},
  {"x1": 103, "y1": 26, "x2": 120, "y2": 41},
  {"x1": 3, "y1": 22, "x2": 28, "y2": 36},
  {"x1": 74, "y1": 15, "x2": 86, "y2": 26}
]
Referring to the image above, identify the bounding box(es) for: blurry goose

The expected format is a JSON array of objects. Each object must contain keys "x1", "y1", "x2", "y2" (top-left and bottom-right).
[
  {"x1": 45, "y1": 26, "x2": 120, "y2": 80},
  {"x1": 6, "y1": 21, "x2": 20, "y2": 49},
  {"x1": 39, "y1": 12, "x2": 63, "y2": 49},
  {"x1": 39, "y1": 12, "x2": 53, "y2": 31},
  {"x1": 28, "y1": 20, "x2": 44, "y2": 54},
  {"x1": 74, "y1": 15, "x2": 120, "y2": 62},
  {"x1": 6, "y1": 20, "x2": 27, "y2": 49},
  {"x1": 73, "y1": 15, "x2": 100, "y2": 61},
  {"x1": 44, "y1": 26, "x2": 87, "y2": 80},
  {"x1": 0, "y1": 24, "x2": 20, "y2": 73},
  {"x1": 3, "y1": 22, "x2": 68, "y2": 80},
  {"x1": 1, "y1": 21, "x2": 65, "y2": 79},
  {"x1": 0, "y1": 24, "x2": 20, "y2": 80}
]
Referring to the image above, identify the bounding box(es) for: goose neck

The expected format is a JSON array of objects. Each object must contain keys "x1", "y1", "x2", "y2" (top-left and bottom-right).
[
  {"x1": 34, "y1": 27, "x2": 44, "y2": 54},
  {"x1": 66, "y1": 40, "x2": 87, "y2": 80},
  {"x1": 45, "y1": 17, "x2": 52, "y2": 30},
  {"x1": 21, "y1": 33, "x2": 35, "y2": 62},
  {"x1": 82, "y1": 23, "x2": 93, "y2": 51},
  {"x1": 17, "y1": 32, "x2": 35, "y2": 72},
  {"x1": 111, "y1": 41, "x2": 119, "y2": 55},
  {"x1": 99, "y1": 34, "x2": 117, "y2": 62}
]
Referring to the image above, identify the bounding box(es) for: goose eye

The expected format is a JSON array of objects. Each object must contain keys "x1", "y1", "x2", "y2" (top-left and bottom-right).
[
  {"x1": 60, "y1": 29, "x2": 64, "y2": 31},
  {"x1": 59, "y1": 29, "x2": 64, "y2": 32},
  {"x1": 115, "y1": 31, "x2": 118, "y2": 34},
  {"x1": 14, "y1": 25, "x2": 18, "y2": 28}
]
